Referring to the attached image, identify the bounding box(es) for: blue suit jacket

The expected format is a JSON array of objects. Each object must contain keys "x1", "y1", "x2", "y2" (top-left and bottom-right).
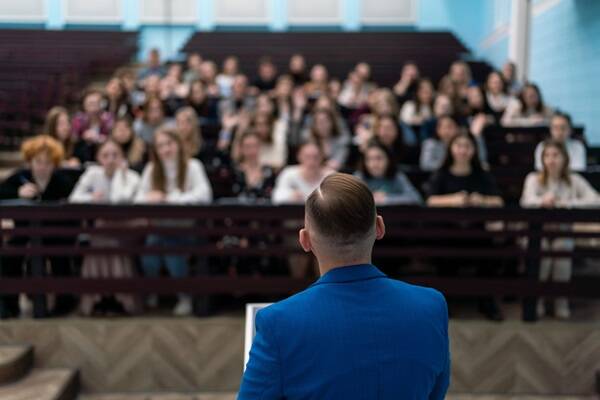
[{"x1": 238, "y1": 264, "x2": 450, "y2": 400}]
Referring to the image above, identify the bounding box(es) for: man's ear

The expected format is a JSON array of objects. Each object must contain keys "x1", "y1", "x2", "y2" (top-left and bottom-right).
[
  {"x1": 375, "y1": 215, "x2": 386, "y2": 240},
  {"x1": 299, "y1": 228, "x2": 312, "y2": 253}
]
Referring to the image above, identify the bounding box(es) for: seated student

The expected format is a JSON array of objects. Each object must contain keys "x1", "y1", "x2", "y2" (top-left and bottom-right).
[
  {"x1": 272, "y1": 141, "x2": 333, "y2": 204},
  {"x1": 484, "y1": 71, "x2": 511, "y2": 115},
  {"x1": 216, "y1": 56, "x2": 239, "y2": 98},
  {"x1": 183, "y1": 52, "x2": 203, "y2": 84},
  {"x1": 110, "y1": 116, "x2": 146, "y2": 171},
  {"x1": 69, "y1": 140, "x2": 141, "y2": 316},
  {"x1": 43, "y1": 106, "x2": 80, "y2": 168},
  {"x1": 501, "y1": 61, "x2": 522, "y2": 96},
  {"x1": 304, "y1": 64, "x2": 329, "y2": 100},
  {"x1": 393, "y1": 61, "x2": 420, "y2": 106},
  {"x1": 534, "y1": 112, "x2": 586, "y2": 172},
  {"x1": 502, "y1": 83, "x2": 553, "y2": 127},
  {"x1": 426, "y1": 131, "x2": 504, "y2": 321},
  {"x1": 399, "y1": 78, "x2": 435, "y2": 126},
  {"x1": 356, "y1": 141, "x2": 422, "y2": 205},
  {"x1": 273, "y1": 75, "x2": 294, "y2": 119},
  {"x1": 175, "y1": 106, "x2": 204, "y2": 160},
  {"x1": 252, "y1": 57, "x2": 278, "y2": 93},
  {"x1": 337, "y1": 68, "x2": 372, "y2": 111},
  {"x1": 135, "y1": 128, "x2": 212, "y2": 316},
  {"x1": 305, "y1": 108, "x2": 350, "y2": 171},
  {"x1": 448, "y1": 60, "x2": 473, "y2": 100},
  {"x1": 288, "y1": 53, "x2": 308, "y2": 87},
  {"x1": 231, "y1": 131, "x2": 277, "y2": 201},
  {"x1": 104, "y1": 76, "x2": 133, "y2": 119},
  {"x1": 298, "y1": 95, "x2": 351, "y2": 140},
  {"x1": 71, "y1": 90, "x2": 114, "y2": 151},
  {"x1": 465, "y1": 85, "x2": 497, "y2": 139},
  {"x1": 0, "y1": 136, "x2": 76, "y2": 318},
  {"x1": 186, "y1": 80, "x2": 219, "y2": 124},
  {"x1": 160, "y1": 63, "x2": 189, "y2": 115},
  {"x1": 426, "y1": 131, "x2": 503, "y2": 207},
  {"x1": 218, "y1": 74, "x2": 255, "y2": 117},
  {"x1": 133, "y1": 96, "x2": 169, "y2": 144},
  {"x1": 200, "y1": 60, "x2": 221, "y2": 97},
  {"x1": 521, "y1": 140, "x2": 600, "y2": 319},
  {"x1": 235, "y1": 111, "x2": 288, "y2": 171},
  {"x1": 420, "y1": 115, "x2": 460, "y2": 172},
  {"x1": 137, "y1": 48, "x2": 166, "y2": 81},
  {"x1": 420, "y1": 94, "x2": 454, "y2": 142}
]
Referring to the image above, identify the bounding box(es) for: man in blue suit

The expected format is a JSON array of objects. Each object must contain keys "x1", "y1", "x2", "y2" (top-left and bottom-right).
[{"x1": 238, "y1": 173, "x2": 450, "y2": 399}]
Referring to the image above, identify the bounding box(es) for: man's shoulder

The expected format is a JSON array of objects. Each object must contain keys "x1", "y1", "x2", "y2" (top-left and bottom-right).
[{"x1": 258, "y1": 278, "x2": 447, "y2": 324}]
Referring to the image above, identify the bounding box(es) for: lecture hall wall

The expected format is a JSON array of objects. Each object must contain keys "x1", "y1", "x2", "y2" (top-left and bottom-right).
[{"x1": 1, "y1": 0, "x2": 599, "y2": 142}]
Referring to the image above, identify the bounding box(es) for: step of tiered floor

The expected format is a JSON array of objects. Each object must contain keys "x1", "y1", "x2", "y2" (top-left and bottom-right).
[
  {"x1": 0, "y1": 343, "x2": 78, "y2": 400},
  {"x1": 0, "y1": 368, "x2": 78, "y2": 400},
  {"x1": 0, "y1": 345, "x2": 33, "y2": 385}
]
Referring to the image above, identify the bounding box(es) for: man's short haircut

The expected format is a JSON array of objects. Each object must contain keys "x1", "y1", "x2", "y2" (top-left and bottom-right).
[{"x1": 306, "y1": 173, "x2": 376, "y2": 246}]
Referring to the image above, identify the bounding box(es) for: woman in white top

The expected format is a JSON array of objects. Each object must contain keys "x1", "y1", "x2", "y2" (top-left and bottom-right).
[
  {"x1": 136, "y1": 127, "x2": 212, "y2": 316},
  {"x1": 534, "y1": 112, "x2": 586, "y2": 172},
  {"x1": 399, "y1": 78, "x2": 435, "y2": 126},
  {"x1": 521, "y1": 140, "x2": 599, "y2": 319},
  {"x1": 501, "y1": 83, "x2": 553, "y2": 127},
  {"x1": 272, "y1": 141, "x2": 333, "y2": 204},
  {"x1": 70, "y1": 140, "x2": 141, "y2": 315}
]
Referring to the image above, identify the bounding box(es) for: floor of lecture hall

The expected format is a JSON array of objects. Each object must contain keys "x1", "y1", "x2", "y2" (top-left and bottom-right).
[{"x1": 79, "y1": 395, "x2": 596, "y2": 400}]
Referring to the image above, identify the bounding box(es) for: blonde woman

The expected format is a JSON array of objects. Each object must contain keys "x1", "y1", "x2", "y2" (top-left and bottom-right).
[{"x1": 521, "y1": 140, "x2": 599, "y2": 319}]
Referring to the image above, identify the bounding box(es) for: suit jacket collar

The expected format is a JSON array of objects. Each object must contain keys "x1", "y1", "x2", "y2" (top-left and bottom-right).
[{"x1": 312, "y1": 264, "x2": 386, "y2": 286}]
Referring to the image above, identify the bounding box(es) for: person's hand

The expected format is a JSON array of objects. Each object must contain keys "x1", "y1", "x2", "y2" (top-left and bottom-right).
[
  {"x1": 541, "y1": 193, "x2": 556, "y2": 208},
  {"x1": 18, "y1": 183, "x2": 38, "y2": 199},
  {"x1": 291, "y1": 190, "x2": 304, "y2": 202},
  {"x1": 146, "y1": 190, "x2": 166, "y2": 203},
  {"x1": 92, "y1": 191, "x2": 105, "y2": 201},
  {"x1": 82, "y1": 128, "x2": 100, "y2": 143},
  {"x1": 207, "y1": 84, "x2": 220, "y2": 97},
  {"x1": 237, "y1": 110, "x2": 252, "y2": 131},
  {"x1": 470, "y1": 113, "x2": 488, "y2": 137},
  {"x1": 452, "y1": 191, "x2": 469, "y2": 207},
  {"x1": 468, "y1": 192, "x2": 485, "y2": 207},
  {"x1": 63, "y1": 158, "x2": 81, "y2": 168},
  {"x1": 326, "y1": 159, "x2": 341, "y2": 171},
  {"x1": 221, "y1": 112, "x2": 239, "y2": 132},
  {"x1": 373, "y1": 191, "x2": 387, "y2": 204}
]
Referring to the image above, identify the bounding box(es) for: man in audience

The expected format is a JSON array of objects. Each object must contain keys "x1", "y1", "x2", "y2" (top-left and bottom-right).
[
  {"x1": 138, "y1": 48, "x2": 166, "y2": 81},
  {"x1": 239, "y1": 173, "x2": 450, "y2": 399}
]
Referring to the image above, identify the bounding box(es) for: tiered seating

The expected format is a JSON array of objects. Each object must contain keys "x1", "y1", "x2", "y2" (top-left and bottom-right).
[
  {"x1": 182, "y1": 31, "x2": 476, "y2": 86},
  {"x1": 0, "y1": 30, "x2": 138, "y2": 152}
]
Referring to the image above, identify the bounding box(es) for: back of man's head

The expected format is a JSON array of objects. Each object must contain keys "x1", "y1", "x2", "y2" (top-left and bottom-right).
[{"x1": 305, "y1": 173, "x2": 376, "y2": 248}]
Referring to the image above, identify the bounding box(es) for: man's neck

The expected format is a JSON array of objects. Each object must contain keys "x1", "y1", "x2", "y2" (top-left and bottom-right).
[{"x1": 318, "y1": 257, "x2": 372, "y2": 277}]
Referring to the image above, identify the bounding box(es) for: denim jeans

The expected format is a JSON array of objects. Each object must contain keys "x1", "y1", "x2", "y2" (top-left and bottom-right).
[{"x1": 141, "y1": 235, "x2": 194, "y2": 278}]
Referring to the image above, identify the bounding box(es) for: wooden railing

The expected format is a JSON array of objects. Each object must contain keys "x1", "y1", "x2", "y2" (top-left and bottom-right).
[{"x1": 1, "y1": 202, "x2": 600, "y2": 321}]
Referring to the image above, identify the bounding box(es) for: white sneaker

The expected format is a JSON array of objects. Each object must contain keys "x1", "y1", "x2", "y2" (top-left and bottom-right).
[
  {"x1": 536, "y1": 298, "x2": 546, "y2": 318},
  {"x1": 555, "y1": 298, "x2": 571, "y2": 320},
  {"x1": 173, "y1": 296, "x2": 192, "y2": 317},
  {"x1": 146, "y1": 295, "x2": 158, "y2": 309}
]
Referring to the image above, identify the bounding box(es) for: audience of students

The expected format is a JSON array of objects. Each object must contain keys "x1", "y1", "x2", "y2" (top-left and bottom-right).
[{"x1": 1, "y1": 50, "x2": 596, "y2": 320}]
